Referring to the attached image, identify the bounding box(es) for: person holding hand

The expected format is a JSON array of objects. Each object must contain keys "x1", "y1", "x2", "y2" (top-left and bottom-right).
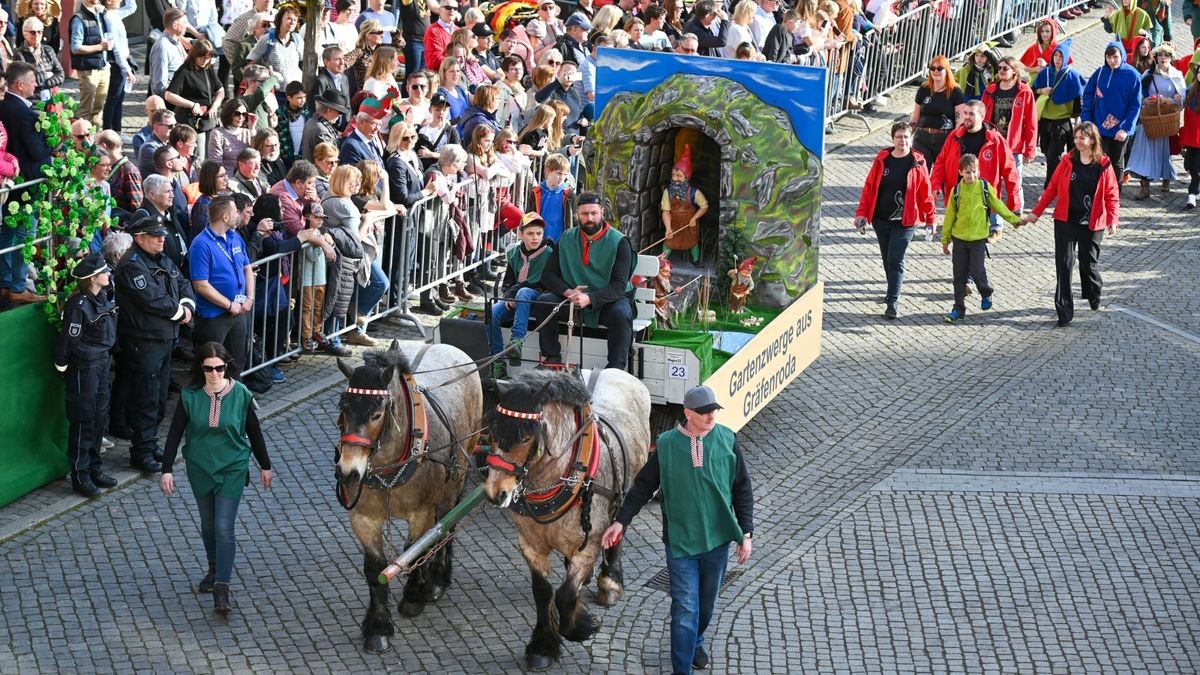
[
  {"x1": 1022, "y1": 122, "x2": 1120, "y2": 327},
  {"x1": 160, "y1": 341, "x2": 272, "y2": 615},
  {"x1": 602, "y1": 386, "x2": 754, "y2": 675}
]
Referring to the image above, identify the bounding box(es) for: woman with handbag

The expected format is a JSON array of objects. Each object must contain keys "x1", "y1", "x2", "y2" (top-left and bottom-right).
[
  {"x1": 1126, "y1": 44, "x2": 1185, "y2": 200},
  {"x1": 164, "y1": 40, "x2": 224, "y2": 153},
  {"x1": 1033, "y1": 39, "x2": 1084, "y2": 189}
]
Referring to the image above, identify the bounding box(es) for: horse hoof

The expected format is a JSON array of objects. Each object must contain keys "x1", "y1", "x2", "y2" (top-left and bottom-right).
[
  {"x1": 428, "y1": 584, "x2": 446, "y2": 602},
  {"x1": 526, "y1": 654, "x2": 554, "y2": 672},
  {"x1": 363, "y1": 635, "x2": 392, "y2": 654},
  {"x1": 596, "y1": 589, "x2": 621, "y2": 607},
  {"x1": 399, "y1": 599, "x2": 426, "y2": 617}
]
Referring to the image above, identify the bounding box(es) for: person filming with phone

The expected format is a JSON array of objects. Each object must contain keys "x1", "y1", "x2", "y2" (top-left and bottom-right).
[{"x1": 534, "y1": 58, "x2": 592, "y2": 137}]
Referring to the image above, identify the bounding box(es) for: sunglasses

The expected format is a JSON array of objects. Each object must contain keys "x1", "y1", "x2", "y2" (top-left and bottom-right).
[
  {"x1": 370, "y1": 30, "x2": 384, "y2": 35},
  {"x1": 156, "y1": 122, "x2": 176, "y2": 128},
  {"x1": 403, "y1": 135, "x2": 417, "y2": 140},
  {"x1": 548, "y1": 59, "x2": 562, "y2": 65},
  {"x1": 233, "y1": 110, "x2": 246, "y2": 116},
  {"x1": 928, "y1": 65, "x2": 944, "y2": 71},
  {"x1": 201, "y1": 364, "x2": 227, "y2": 373},
  {"x1": 73, "y1": 133, "x2": 90, "y2": 140},
  {"x1": 410, "y1": 83, "x2": 428, "y2": 89}
]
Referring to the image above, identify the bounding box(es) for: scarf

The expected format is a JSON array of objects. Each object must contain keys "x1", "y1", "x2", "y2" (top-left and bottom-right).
[
  {"x1": 204, "y1": 379, "x2": 234, "y2": 428},
  {"x1": 580, "y1": 223, "x2": 609, "y2": 265},
  {"x1": 675, "y1": 423, "x2": 710, "y2": 467},
  {"x1": 517, "y1": 245, "x2": 548, "y2": 282},
  {"x1": 667, "y1": 179, "x2": 691, "y2": 201}
]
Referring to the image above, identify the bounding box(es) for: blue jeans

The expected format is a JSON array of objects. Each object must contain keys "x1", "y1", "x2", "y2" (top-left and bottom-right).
[
  {"x1": 666, "y1": 543, "x2": 729, "y2": 675},
  {"x1": 324, "y1": 316, "x2": 345, "y2": 347},
  {"x1": 102, "y1": 63, "x2": 127, "y2": 132},
  {"x1": 356, "y1": 259, "x2": 389, "y2": 319},
  {"x1": 404, "y1": 40, "x2": 425, "y2": 75},
  {"x1": 0, "y1": 214, "x2": 31, "y2": 292},
  {"x1": 486, "y1": 287, "x2": 539, "y2": 355},
  {"x1": 872, "y1": 221, "x2": 915, "y2": 305},
  {"x1": 194, "y1": 492, "x2": 242, "y2": 583}
]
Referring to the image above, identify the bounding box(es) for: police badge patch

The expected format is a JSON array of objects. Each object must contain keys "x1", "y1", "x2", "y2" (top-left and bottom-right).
[
  {"x1": 68, "y1": 323, "x2": 81, "y2": 337},
  {"x1": 134, "y1": 274, "x2": 147, "y2": 289}
]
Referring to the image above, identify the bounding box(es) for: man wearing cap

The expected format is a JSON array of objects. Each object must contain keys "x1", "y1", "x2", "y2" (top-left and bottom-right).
[
  {"x1": 301, "y1": 91, "x2": 349, "y2": 162},
  {"x1": 423, "y1": 0, "x2": 458, "y2": 72},
  {"x1": 113, "y1": 212, "x2": 196, "y2": 473},
  {"x1": 487, "y1": 212, "x2": 552, "y2": 377},
  {"x1": 189, "y1": 195, "x2": 255, "y2": 373},
  {"x1": 340, "y1": 108, "x2": 386, "y2": 167},
  {"x1": 534, "y1": 192, "x2": 635, "y2": 369},
  {"x1": 557, "y1": 11, "x2": 590, "y2": 65},
  {"x1": 602, "y1": 385, "x2": 754, "y2": 675},
  {"x1": 54, "y1": 253, "x2": 119, "y2": 498}
]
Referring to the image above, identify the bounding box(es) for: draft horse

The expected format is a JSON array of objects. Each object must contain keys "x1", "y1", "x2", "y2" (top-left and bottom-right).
[
  {"x1": 483, "y1": 369, "x2": 650, "y2": 671},
  {"x1": 335, "y1": 340, "x2": 482, "y2": 654}
]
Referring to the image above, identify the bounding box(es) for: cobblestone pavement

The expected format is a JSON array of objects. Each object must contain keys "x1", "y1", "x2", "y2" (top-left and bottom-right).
[{"x1": 2, "y1": 17, "x2": 1200, "y2": 674}]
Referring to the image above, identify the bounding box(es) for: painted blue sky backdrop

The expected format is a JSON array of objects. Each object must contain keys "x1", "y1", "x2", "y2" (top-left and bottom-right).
[{"x1": 593, "y1": 48, "x2": 828, "y2": 159}]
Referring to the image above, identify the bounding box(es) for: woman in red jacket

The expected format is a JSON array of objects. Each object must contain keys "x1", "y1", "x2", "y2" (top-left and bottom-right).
[
  {"x1": 1022, "y1": 122, "x2": 1120, "y2": 327},
  {"x1": 983, "y1": 56, "x2": 1037, "y2": 197},
  {"x1": 854, "y1": 122, "x2": 936, "y2": 320},
  {"x1": 1180, "y1": 70, "x2": 1200, "y2": 208}
]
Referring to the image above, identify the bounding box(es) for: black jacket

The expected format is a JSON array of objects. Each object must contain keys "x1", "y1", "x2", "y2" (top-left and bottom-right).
[
  {"x1": 681, "y1": 16, "x2": 730, "y2": 57},
  {"x1": 762, "y1": 23, "x2": 793, "y2": 63},
  {"x1": 53, "y1": 287, "x2": 117, "y2": 370},
  {"x1": 137, "y1": 204, "x2": 190, "y2": 274},
  {"x1": 114, "y1": 243, "x2": 196, "y2": 341},
  {"x1": 0, "y1": 93, "x2": 52, "y2": 203}
]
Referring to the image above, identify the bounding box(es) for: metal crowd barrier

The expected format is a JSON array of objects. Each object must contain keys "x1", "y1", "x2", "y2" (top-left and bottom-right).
[{"x1": 828, "y1": 0, "x2": 1087, "y2": 124}]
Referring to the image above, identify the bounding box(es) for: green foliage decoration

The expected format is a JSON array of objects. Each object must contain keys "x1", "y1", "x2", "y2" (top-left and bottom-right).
[{"x1": 2, "y1": 93, "x2": 113, "y2": 326}]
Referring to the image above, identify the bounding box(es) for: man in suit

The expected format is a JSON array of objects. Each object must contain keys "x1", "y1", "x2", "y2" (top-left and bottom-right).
[
  {"x1": 309, "y1": 46, "x2": 353, "y2": 112},
  {"x1": 0, "y1": 61, "x2": 51, "y2": 304},
  {"x1": 339, "y1": 109, "x2": 385, "y2": 167}
]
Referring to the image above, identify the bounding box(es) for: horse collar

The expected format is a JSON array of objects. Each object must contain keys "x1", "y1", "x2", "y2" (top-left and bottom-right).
[{"x1": 365, "y1": 370, "x2": 430, "y2": 485}]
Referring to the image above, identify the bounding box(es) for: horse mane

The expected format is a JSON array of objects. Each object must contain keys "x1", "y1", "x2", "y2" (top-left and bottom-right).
[
  {"x1": 362, "y1": 347, "x2": 413, "y2": 374},
  {"x1": 485, "y1": 371, "x2": 591, "y2": 450}
]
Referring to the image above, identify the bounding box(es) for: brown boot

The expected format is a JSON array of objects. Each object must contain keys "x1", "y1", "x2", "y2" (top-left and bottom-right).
[
  {"x1": 1161, "y1": 179, "x2": 1171, "y2": 193},
  {"x1": 437, "y1": 284, "x2": 456, "y2": 305},
  {"x1": 452, "y1": 279, "x2": 474, "y2": 301},
  {"x1": 1136, "y1": 179, "x2": 1150, "y2": 200},
  {"x1": 4, "y1": 288, "x2": 47, "y2": 304}
]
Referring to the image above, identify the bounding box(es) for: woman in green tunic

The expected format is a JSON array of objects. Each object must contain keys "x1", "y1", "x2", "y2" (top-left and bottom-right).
[{"x1": 159, "y1": 342, "x2": 273, "y2": 614}]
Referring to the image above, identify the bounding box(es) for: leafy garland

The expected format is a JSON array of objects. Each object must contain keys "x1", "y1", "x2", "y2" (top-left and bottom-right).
[{"x1": 2, "y1": 92, "x2": 113, "y2": 326}]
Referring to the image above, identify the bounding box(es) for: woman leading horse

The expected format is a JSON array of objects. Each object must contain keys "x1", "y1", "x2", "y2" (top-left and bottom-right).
[
  {"x1": 482, "y1": 369, "x2": 651, "y2": 671},
  {"x1": 335, "y1": 340, "x2": 482, "y2": 654}
]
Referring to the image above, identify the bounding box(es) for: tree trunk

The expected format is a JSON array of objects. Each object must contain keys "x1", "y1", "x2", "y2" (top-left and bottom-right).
[{"x1": 303, "y1": 0, "x2": 323, "y2": 91}]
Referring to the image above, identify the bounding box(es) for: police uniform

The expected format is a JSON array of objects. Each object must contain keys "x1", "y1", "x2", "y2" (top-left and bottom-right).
[
  {"x1": 113, "y1": 214, "x2": 196, "y2": 472},
  {"x1": 53, "y1": 254, "x2": 119, "y2": 498}
]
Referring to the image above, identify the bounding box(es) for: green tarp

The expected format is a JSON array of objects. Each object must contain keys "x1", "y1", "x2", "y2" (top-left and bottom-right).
[{"x1": 0, "y1": 304, "x2": 68, "y2": 507}]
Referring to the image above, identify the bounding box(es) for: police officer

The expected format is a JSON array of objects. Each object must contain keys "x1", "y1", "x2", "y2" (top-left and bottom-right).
[
  {"x1": 113, "y1": 212, "x2": 196, "y2": 473},
  {"x1": 54, "y1": 254, "x2": 119, "y2": 498}
]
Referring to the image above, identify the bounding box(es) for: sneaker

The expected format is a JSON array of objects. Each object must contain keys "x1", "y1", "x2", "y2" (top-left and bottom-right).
[
  {"x1": 269, "y1": 366, "x2": 287, "y2": 383},
  {"x1": 693, "y1": 645, "x2": 710, "y2": 670},
  {"x1": 980, "y1": 296, "x2": 993, "y2": 311},
  {"x1": 488, "y1": 360, "x2": 508, "y2": 380},
  {"x1": 987, "y1": 229, "x2": 1003, "y2": 244},
  {"x1": 344, "y1": 331, "x2": 378, "y2": 347},
  {"x1": 884, "y1": 304, "x2": 897, "y2": 320},
  {"x1": 101, "y1": 436, "x2": 114, "y2": 450},
  {"x1": 1188, "y1": 194, "x2": 1196, "y2": 210},
  {"x1": 944, "y1": 308, "x2": 965, "y2": 323},
  {"x1": 301, "y1": 339, "x2": 320, "y2": 354},
  {"x1": 506, "y1": 339, "x2": 523, "y2": 366},
  {"x1": 321, "y1": 341, "x2": 353, "y2": 357}
]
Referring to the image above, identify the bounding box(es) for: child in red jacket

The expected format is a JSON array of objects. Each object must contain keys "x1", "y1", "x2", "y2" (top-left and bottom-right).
[{"x1": 1181, "y1": 73, "x2": 1200, "y2": 208}]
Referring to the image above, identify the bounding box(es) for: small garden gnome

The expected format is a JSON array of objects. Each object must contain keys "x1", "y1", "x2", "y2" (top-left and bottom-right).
[{"x1": 727, "y1": 256, "x2": 756, "y2": 314}]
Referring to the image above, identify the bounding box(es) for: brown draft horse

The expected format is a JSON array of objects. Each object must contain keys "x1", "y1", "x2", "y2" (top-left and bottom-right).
[
  {"x1": 335, "y1": 340, "x2": 482, "y2": 654},
  {"x1": 483, "y1": 369, "x2": 651, "y2": 671}
]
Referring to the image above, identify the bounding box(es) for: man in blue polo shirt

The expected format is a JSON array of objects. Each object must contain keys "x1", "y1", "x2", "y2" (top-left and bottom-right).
[{"x1": 189, "y1": 195, "x2": 256, "y2": 372}]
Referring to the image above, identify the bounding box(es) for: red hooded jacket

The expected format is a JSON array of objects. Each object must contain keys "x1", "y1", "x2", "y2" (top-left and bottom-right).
[
  {"x1": 930, "y1": 124, "x2": 1021, "y2": 211},
  {"x1": 1019, "y1": 20, "x2": 1073, "y2": 71},
  {"x1": 1182, "y1": 99, "x2": 1200, "y2": 149},
  {"x1": 1031, "y1": 153, "x2": 1120, "y2": 231},
  {"x1": 855, "y1": 148, "x2": 936, "y2": 227},
  {"x1": 982, "y1": 81, "x2": 1038, "y2": 160}
]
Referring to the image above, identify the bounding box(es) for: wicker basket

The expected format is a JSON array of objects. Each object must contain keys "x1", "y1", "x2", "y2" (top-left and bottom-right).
[{"x1": 1141, "y1": 98, "x2": 1182, "y2": 139}]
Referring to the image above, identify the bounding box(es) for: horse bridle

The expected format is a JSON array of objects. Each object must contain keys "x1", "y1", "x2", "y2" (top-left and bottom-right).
[
  {"x1": 482, "y1": 406, "x2": 544, "y2": 484},
  {"x1": 335, "y1": 374, "x2": 430, "y2": 510}
]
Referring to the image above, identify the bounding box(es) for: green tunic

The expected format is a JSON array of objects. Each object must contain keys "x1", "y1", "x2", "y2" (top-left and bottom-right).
[
  {"x1": 505, "y1": 243, "x2": 550, "y2": 286},
  {"x1": 180, "y1": 382, "x2": 255, "y2": 499},
  {"x1": 655, "y1": 424, "x2": 744, "y2": 557},
  {"x1": 556, "y1": 225, "x2": 633, "y2": 327}
]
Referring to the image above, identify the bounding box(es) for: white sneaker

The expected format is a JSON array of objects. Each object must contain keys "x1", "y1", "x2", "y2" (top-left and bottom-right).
[
  {"x1": 1188, "y1": 194, "x2": 1196, "y2": 210},
  {"x1": 101, "y1": 437, "x2": 114, "y2": 450}
]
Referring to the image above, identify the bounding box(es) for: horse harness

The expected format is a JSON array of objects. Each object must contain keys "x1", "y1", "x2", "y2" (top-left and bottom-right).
[{"x1": 336, "y1": 346, "x2": 466, "y2": 510}]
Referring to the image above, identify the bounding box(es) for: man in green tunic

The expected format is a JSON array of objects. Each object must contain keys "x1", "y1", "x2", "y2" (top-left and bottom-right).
[
  {"x1": 534, "y1": 192, "x2": 636, "y2": 369},
  {"x1": 603, "y1": 386, "x2": 755, "y2": 674}
]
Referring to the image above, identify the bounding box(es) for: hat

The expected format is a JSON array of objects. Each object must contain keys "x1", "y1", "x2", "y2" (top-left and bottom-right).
[
  {"x1": 126, "y1": 212, "x2": 168, "y2": 237},
  {"x1": 315, "y1": 90, "x2": 351, "y2": 114},
  {"x1": 673, "y1": 145, "x2": 693, "y2": 180},
  {"x1": 576, "y1": 191, "x2": 602, "y2": 206},
  {"x1": 472, "y1": 22, "x2": 495, "y2": 37},
  {"x1": 683, "y1": 386, "x2": 723, "y2": 414},
  {"x1": 518, "y1": 211, "x2": 544, "y2": 230},
  {"x1": 359, "y1": 96, "x2": 389, "y2": 120},
  {"x1": 303, "y1": 202, "x2": 326, "y2": 218},
  {"x1": 526, "y1": 18, "x2": 547, "y2": 37},
  {"x1": 430, "y1": 92, "x2": 450, "y2": 107},
  {"x1": 564, "y1": 12, "x2": 592, "y2": 30},
  {"x1": 737, "y1": 256, "x2": 757, "y2": 273},
  {"x1": 657, "y1": 253, "x2": 671, "y2": 270},
  {"x1": 72, "y1": 253, "x2": 110, "y2": 280}
]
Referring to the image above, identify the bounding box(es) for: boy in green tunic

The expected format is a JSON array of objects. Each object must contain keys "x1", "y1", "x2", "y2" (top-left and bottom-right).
[{"x1": 603, "y1": 386, "x2": 755, "y2": 674}]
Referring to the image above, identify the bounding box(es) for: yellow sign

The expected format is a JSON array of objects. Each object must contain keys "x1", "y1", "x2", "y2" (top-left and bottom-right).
[{"x1": 703, "y1": 282, "x2": 823, "y2": 432}]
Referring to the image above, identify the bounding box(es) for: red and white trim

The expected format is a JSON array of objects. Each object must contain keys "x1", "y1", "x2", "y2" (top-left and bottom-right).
[
  {"x1": 346, "y1": 387, "x2": 392, "y2": 397},
  {"x1": 496, "y1": 405, "x2": 541, "y2": 420}
]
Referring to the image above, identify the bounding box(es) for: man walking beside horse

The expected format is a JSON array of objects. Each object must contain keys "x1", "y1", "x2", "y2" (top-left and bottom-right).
[{"x1": 602, "y1": 385, "x2": 755, "y2": 674}]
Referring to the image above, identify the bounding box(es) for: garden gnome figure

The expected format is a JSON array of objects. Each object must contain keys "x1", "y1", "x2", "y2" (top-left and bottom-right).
[
  {"x1": 727, "y1": 256, "x2": 756, "y2": 313},
  {"x1": 653, "y1": 253, "x2": 674, "y2": 327},
  {"x1": 661, "y1": 144, "x2": 708, "y2": 264}
]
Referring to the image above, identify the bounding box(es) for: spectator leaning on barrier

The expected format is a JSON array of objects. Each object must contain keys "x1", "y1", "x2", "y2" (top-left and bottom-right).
[
  {"x1": 930, "y1": 100, "x2": 1020, "y2": 243},
  {"x1": 1082, "y1": 41, "x2": 1143, "y2": 184},
  {"x1": 1033, "y1": 38, "x2": 1084, "y2": 189}
]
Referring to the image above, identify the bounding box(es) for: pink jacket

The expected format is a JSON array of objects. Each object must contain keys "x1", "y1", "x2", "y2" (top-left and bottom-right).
[{"x1": 0, "y1": 121, "x2": 19, "y2": 179}]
